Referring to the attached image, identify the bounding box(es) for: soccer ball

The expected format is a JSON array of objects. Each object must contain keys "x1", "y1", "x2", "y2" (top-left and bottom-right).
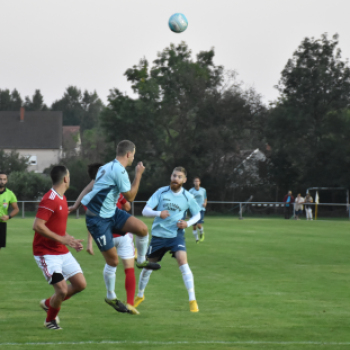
[{"x1": 168, "y1": 13, "x2": 188, "y2": 33}]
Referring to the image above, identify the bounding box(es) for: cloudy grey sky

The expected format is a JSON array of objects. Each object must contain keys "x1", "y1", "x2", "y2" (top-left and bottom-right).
[{"x1": 1, "y1": 0, "x2": 350, "y2": 106}]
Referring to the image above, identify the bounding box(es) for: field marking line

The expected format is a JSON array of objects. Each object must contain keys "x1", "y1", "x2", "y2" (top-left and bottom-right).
[{"x1": 1, "y1": 340, "x2": 350, "y2": 346}]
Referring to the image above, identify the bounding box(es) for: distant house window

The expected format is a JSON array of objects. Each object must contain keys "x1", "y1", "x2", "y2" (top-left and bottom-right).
[{"x1": 28, "y1": 155, "x2": 37, "y2": 166}]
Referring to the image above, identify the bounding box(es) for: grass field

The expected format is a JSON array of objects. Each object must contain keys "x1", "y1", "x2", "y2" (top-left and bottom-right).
[{"x1": 1, "y1": 217, "x2": 350, "y2": 350}]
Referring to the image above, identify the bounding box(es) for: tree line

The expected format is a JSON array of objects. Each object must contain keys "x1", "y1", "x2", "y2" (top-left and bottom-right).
[{"x1": 2, "y1": 33, "x2": 350, "y2": 203}]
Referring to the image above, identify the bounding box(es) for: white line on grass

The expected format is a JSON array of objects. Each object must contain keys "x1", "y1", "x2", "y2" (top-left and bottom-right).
[{"x1": 1, "y1": 341, "x2": 350, "y2": 346}]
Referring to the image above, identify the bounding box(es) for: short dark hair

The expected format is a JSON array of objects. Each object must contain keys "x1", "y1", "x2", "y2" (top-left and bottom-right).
[
  {"x1": 117, "y1": 140, "x2": 135, "y2": 156},
  {"x1": 193, "y1": 176, "x2": 201, "y2": 181},
  {"x1": 173, "y1": 166, "x2": 187, "y2": 176},
  {"x1": 88, "y1": 163, "x2": 103, "y2": 180},
  {"x1": 50, "y1": 165, "x2": 68, "y2": 185},
  {"x1": 0, "y1": 170, "x2": 7, "y2": 176}
]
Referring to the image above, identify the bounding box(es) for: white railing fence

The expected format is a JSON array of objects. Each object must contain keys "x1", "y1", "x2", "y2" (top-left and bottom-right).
[{"x1": 16, "y1": 201, "x2": 350, "y2": 220}]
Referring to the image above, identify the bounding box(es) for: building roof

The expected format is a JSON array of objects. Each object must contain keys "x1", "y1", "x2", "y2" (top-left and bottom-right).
[
  {"x1": 62, "y1": 125, "x2": 80, "y2": 137},
  {"x1": 0, "y1": 111, "x2": 62, "y2": 149}
]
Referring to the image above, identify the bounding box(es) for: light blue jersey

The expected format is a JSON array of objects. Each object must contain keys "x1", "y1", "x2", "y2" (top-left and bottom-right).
[
  {"x1": 147, "y1": 186, "x2": 200, "y2": 238},
  {"x1": 189, "y1": 187, "x2": 207, "y2": 211},
  {"x1": 82, "y1": 159, "x2": 131, "y2": 218}
]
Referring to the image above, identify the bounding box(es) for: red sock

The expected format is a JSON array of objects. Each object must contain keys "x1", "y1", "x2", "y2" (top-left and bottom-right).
[
  {"x1": 45, "y1": 298, "x2": 51, "y2": 308},
  {"x1": 45, "y1": 295, "x2": 71, "y2": 308},
  {"x1": 125, "y1": 268, "x2": 136, "y2": 305},
  {"x1": 46, "y1": 306, "x2": 60, "y2": 322}
]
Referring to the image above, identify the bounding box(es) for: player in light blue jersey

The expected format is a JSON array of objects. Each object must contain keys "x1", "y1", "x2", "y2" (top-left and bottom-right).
[
  {"x1": 77, "y1": 140, "x2": 160, "y2": 314},
  {"x1": 189, "y1": 177, "x2": 207, "y2": 243},
  {"x1": 135, "y1": 167, "x2": 201, "y2": 312}
]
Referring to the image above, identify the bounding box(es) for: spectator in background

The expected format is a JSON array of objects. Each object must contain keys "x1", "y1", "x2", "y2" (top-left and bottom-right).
[
  {"x1": 0, "y1": 171, "x2": 19, "y2": 251},
  {"x1": 303, "y1": 193, "x2": 314, "y2": 220},
  {"x1": 294, "y1": 193, "x2": 304, "y2": 220},
  {"x1": 283, "y1": 191, "x2": 294, "y2": 219}
]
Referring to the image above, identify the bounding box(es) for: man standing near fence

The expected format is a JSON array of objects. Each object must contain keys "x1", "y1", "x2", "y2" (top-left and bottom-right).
[
  {"x1": 283, "y1": 191, "x2": 294, "y2": 219},
  {"x1": 0, "y1": 171, "x2": 19, "y2": 251},
  {"x1": 304, "y1": 193, "x2": 314, "y2": 220}
]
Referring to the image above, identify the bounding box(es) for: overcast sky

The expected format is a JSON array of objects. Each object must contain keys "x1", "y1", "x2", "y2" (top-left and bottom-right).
[{"x1": 1, "y1": 0, "x2": 350, "y2": 106}]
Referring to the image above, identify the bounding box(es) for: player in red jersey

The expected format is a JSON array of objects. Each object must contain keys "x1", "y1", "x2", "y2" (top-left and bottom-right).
[{"x1": 33, "y1": 166, "x2": 86, "y2": 330}]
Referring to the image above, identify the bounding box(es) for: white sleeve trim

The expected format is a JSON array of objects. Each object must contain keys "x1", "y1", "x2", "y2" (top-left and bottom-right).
[
  {"x1": 186, "y1": 212, "x2": 201, "y2": 227},
  {"x1": 38, "y1": 206, "x2": 55, "y2": 213},
  {"x1": 142, "y1": 206, "x2": 161, "y2": 218}
]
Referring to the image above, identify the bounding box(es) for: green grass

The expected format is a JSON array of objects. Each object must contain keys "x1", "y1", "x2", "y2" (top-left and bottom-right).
[{"x1": 1, "y1": 217, "x2": 350, "y2": 350}]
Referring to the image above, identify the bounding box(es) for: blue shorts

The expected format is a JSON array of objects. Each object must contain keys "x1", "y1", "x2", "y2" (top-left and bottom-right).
[
  {"x1": 147, "y1": 229, "x2": 186, "y2": 261},
  {"x1": 195, "y1": 210, "x2": 205, "y2": 225},
  {"x1": 86, "y1": 208, "x2": 131, "y2": 252}
]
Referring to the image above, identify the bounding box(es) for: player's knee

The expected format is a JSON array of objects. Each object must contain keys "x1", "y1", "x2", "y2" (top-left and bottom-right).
[
  {"x1": 56, "y1": 286, "x2": 68, "y2": 301},
  {"x1": 106, "y1": 255, "x2": 119, "y2": 267},
  {"x1": 138, "y1": 222, "x2": 148, "y2": 237},
  {"x1": 76, "y1": 278, "x2": 87, "y2": 292}
]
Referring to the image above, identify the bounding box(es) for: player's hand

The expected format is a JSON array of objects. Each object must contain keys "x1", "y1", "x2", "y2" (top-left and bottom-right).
[
  {"x1": 62, "y1": 235, "x2": 84, "y2": 251},
  {"x1": 177, "y1": 220, "x2": 188, "y2": 229},
  {"x1": 0, "y1": 215, "x2": 9, "y2": 221},
  {"x1": 135, "y1": 162, "x2": 145, "y2": 176},
  {"x1": 160, "y1": 210, "x2": 170, "y2": 219},
  {"x1": 87, "y1": 245, "x2": 94, "y2": 255},
  {"x1": 68, "y1": 204, "x2": 78, "y2": 213}
]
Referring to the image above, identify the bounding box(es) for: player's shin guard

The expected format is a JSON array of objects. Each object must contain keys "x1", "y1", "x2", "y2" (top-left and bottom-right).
[
  {"x1": 193, "y1": 230, "x2": 198, "y2": 241},
  {"x1": 137, "y1": 268, "x2": 152, "y2": 297},
  {"x1": 135, "y1": 234, "x2": 149, "y2": 264},
  {"x1": 179, "y1": 263, "x2": 196, "y2": 301},
  {"x1": 125, "y1": 268, "x2": 136, "y2": 305},
  {"x1": 103, "y1": 264, "x2": 117, "y2": 300}
]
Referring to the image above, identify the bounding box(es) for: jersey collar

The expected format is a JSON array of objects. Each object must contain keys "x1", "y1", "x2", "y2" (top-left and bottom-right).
[
  {"x1": 171, "y1": 187, "x2": 184, "y2": 196},
  {"x1": 51, "y1": 188, "x2": 64, "y2": 200}
]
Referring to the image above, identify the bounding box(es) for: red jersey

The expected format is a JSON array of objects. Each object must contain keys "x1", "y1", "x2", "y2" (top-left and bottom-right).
[
  {"x1": 33, "y1": 189, "x2": 69, "y2": 256},
  {"x1": 113, "y1": 194, "x2": 128, "y2": 238},
  {"x1": 117, "y1": 194, "x2": 127, "y2": 210}
]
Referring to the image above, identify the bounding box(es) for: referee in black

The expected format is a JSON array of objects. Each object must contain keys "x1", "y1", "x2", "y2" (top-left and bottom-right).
[{"x1": 0, "y1": 171, "x2": 19, "y2": 251}]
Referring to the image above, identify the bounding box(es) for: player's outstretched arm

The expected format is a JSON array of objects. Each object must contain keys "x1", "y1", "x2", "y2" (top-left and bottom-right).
[
  {"x1": 123, "y1": 162, "x2": 145, "y2": 202},
  {"x1": 68, "y1": 180, "x2": 94, "y2": 213}
]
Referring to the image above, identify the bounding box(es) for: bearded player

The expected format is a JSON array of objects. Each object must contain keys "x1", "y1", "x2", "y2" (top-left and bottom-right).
[
  {"x1": 135, "y1": 167, "x2": 201, "y2": 312},
  {"x1": 33, "y1": 166, "x2": 86, "y2": 330}
]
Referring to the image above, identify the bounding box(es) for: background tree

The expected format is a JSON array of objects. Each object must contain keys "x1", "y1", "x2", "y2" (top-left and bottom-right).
[
  {"x1": 24, "y1": 89, "x2": 48, "y2": 111},
  {"x1": 51, "y1": 86, "x2": 103, "y2": 128},
  {"x1": 8, "y1": 171, "x2": 51, "y2": 200},
  {"x1": 101, "y1": 42, "x2": 266, "y2": 200},
  {"x1": 0, "y1": 89, "x2": 23, "y2": 110},
  {"x1": 0, "y1": 150, "x2": 28, "y2": 174},
  {"x1": 267, "y1": 33, "x2": 350, "y2": 194}
]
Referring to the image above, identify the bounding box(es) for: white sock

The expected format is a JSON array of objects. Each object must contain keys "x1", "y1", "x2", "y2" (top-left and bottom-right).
[
  {"x1": 193, "y1": 230, "x2": 198, "y2": 240},
  {"x1": 137, "y1": 268, "x2": 153, "y2": 297},
  {"x1": 199, "y1": 227, "x2": 203, "y2": 233},
  {"x1": 179, "y1": 263, "x2": 196, "y2": 301},
  {"x1": 136, "y1": 234, "x2": 149, "y2": 264},
  {"x1": 103, "y1": 264, "x2": 117, "y2": 300}
]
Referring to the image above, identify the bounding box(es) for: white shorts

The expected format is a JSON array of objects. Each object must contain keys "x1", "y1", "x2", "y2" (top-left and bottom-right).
[
  {"x1": 113, "y1": 233, "x2": 135, "y2": 260},
  {"x1": 34, "y1": 252, "x2": 83, "y2": 284}
]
